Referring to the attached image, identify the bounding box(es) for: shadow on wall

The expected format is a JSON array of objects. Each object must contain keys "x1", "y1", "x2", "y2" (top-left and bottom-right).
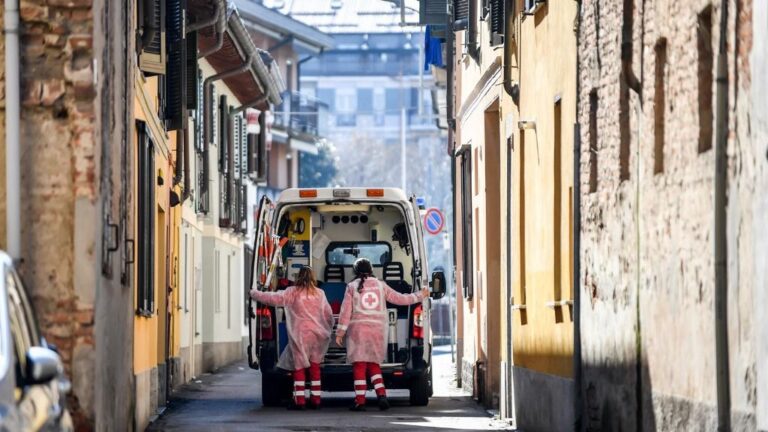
[{"x1": 581, "y1": 358, "x2": 657, "y2": 432}]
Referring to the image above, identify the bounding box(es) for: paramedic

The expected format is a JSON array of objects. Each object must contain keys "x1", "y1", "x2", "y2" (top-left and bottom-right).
[
  {"x1": 335, "y1": 258, "x2": 428, "y2": 411},
  {"x1": 250, "y1": 266, "x2": 334, "y2": 410}
]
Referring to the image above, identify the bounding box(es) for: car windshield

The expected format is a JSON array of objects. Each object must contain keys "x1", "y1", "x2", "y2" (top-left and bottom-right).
[{"x1": 326, "y1": 242, "x2": 391, "y2": 266}]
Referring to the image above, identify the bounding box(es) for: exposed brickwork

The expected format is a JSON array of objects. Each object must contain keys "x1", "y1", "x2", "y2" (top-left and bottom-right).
[
  {"x1": 1, "y1": 0, "x2": 98, "y2": 429},
  {"x1": 578, "y1": 0, "x2": 759, "y2": 430}
]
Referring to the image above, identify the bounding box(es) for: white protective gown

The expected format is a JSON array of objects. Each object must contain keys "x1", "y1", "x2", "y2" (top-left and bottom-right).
[
  {"x1": 250, "y1": 286, "x2": 334, "y2": 370},
  {"x1": 337, "y1": 277, "x2": 425, "y2": 364}
]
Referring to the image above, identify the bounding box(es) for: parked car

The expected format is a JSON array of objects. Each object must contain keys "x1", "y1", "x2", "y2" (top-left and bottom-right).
[
  {"x1": 0, "y1": 251, "x2": 73, "y2": 431},
  {"x1": 248, "y1": 188, "x2": 446, "y2": 406}
]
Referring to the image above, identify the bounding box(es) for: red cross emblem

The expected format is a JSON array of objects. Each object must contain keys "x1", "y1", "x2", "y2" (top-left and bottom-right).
[{"x1": 361, "y1": 291, "x2": 380, "y2": 310}]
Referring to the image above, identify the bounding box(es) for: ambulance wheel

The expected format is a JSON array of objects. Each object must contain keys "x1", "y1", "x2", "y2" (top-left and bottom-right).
[
  {"x1": 409, "y1": 374, "x2": 430, "y2": 406},
  {"x1": 428, "y1": 367, "x2": 434, "y2": 397},
  {"x1": 261, "y1": 374, "x2": 284, "y2": 407}
]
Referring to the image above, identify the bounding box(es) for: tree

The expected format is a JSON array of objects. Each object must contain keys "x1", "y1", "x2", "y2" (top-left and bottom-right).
[{"x1": 299, "y1": 139, "x2": 339, "y2": 188}]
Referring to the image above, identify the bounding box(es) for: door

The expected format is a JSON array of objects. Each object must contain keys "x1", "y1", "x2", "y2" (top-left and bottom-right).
[
  {"x1": 409, "y1": 197, "x2": 431, "y2": 344},
  {"x1": 247, "y1": 195, "x2": 274, "y2": 369}
]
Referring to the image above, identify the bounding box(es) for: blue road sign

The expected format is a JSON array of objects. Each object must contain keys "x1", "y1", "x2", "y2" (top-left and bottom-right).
[{"x1": 424, "y1": 208, "x2": 445, "y2": 235}]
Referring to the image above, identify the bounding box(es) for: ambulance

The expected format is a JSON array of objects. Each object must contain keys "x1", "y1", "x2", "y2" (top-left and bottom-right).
[{"x1": 247, "y1": 187, "x2": 446, "y2": 406}]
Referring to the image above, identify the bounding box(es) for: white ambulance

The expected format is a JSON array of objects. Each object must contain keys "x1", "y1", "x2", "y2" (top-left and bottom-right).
[{"x1": 247, "y1": 187, "x2": 446, "y2": 406}]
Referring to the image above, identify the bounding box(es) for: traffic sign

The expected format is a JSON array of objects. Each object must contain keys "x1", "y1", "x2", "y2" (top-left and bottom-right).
[{"x1": 424, "y1": 208, "x2": 445, "y2": 235}]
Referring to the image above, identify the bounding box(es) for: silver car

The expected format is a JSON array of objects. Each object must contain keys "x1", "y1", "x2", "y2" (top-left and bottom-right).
[{"x1": 0, "y1": 252, "x2": 73, "y2": 431}]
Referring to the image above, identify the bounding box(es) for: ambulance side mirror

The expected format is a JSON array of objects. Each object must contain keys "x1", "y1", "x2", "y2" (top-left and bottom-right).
[{"x1": 430, "y1": 271, "x2": 446, "y2": 300}]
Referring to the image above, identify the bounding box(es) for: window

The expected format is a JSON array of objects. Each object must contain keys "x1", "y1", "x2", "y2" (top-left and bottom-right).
[
  {"x1": 326, "y1": 242, "x2": 393, "y2": 266},
  {"x1": 215, "y1": 250, "x2": 221, "y2": 313},
  {"x1": 219, "y1": 95, "x2": 231, "y2": 228},
  {"x1": 164, "y1": 0, "x2": 186, "y2": 130},
  {"x1": 588, "y1": 90, "x2": 598, "y2": 193},
  {"x1": 454, "y1": 0, "x2": 469, "y2": 23},
  {"x1": 517, "y1": 132, "x2": 527, "y2": 311},
  {"x1": 697, "y1": 6, "x2": 713, "y2": 153},
  {"x1": 357, "y1": 88, "x2": 373, "y2": 113},
  {"x1": 489, "y1": 0, "x2": 504, "y2": 46},
  {"x1": 138, "y1": 0, "x2": 166, "y2": 74},
  {"x1": 523, "y1": 0, "x2": 545, "y2": 15},
  {"x1": 137, "y1": 121, "x2": 155, "y2": 316},
  {"x1": 385, "y1": 88, "x2": 401, "y2": 112},
  {"x1": 317, "y1": 88, "x2": 336, "y2": 111},
  {"x1": 654, "y1": 38, "x2": 667, "y2": 174},
  {"x1": 460, "y1": 149, "x2": 474, "y2": 299},
  {"x1": 553, "y1": 100, "x2": 563, "y2": 302}
]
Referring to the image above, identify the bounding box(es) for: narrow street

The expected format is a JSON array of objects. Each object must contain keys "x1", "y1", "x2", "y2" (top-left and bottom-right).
[{"x1": 148, "y1": 346, "x2": 508, "y2": 431}]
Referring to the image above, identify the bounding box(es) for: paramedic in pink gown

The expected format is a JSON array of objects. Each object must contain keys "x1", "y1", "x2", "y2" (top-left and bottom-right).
[
  {"x1": 250, "y1": 266, "x2": 334, "y2": 409},
  {"x1": 335, "y1": 258, "x2": 428, "y2": 411}
]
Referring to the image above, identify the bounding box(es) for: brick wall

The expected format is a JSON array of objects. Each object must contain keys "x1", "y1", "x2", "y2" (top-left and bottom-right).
[
  {"x1": 578, "y1": 0, "x2": 758, "y2": 430},
  {"x1": 15, "y1": 0, "x2": 97, "y2": 429}
]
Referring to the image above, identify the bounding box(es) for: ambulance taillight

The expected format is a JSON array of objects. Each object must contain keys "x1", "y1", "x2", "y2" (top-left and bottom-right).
[
  {"x1": 257, "y1": 306, "x2": 274, "y2": 340},
  {"x1": 412, "y1": 304, "x2": 424, "y2": 339}
]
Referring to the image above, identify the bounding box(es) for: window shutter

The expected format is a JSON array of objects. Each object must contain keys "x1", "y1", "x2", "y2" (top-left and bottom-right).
[
  {"x1": 489, "y1": 0, "x2": 504, "y2": 46},
  {"x1": 233, "y1": 115, "x2": 241, "y2": 180},
  {"x1": 206, "y1": 85, "x2": 218, "y2": 147},
  {"x1": 240, "y1": 114, "x2": 248, "y2": 176},
  {"x1": 139, "y1": 0, "x2": 167, "y2": 75},
  {"x1": 195, "y1": 69, "x2": 204, "y2": 152},
  {"x1": 186, "y1": 31, "x2": 199, "y2": 110},
  {"x1": 454, "y1": 0, "x2": 469, "y2": 22},
  {"x1": 219, "y1": 95, "x2": 228, "y2": 173},
  {"x1": 419, "y1": 0, "x2": 449, "y2": 25},
  {"x1": 164, "y1": 0, "x2": 186, "y2": 130}
]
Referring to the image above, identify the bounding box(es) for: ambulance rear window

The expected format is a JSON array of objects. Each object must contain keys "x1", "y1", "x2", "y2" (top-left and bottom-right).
[{"x1": 325, "y1": 242, "x2": 392, "y2": 266}]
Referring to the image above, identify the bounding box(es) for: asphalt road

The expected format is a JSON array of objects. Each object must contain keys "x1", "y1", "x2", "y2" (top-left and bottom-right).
[{"x1": 147, "y1": 346, "x2": 512, "y2": 431}]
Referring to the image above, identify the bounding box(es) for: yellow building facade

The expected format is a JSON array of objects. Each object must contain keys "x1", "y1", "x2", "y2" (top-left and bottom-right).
[{"x1": 452, "y1": 1, "x2": 577, "y2": 429}]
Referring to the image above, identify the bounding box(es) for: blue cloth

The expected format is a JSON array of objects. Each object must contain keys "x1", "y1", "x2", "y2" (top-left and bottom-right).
[{"x1": 424, "y1": 25, "x2": 444, "y2": 71}]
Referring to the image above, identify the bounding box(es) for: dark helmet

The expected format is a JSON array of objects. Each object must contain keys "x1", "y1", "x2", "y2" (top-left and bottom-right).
[{"x1": 352, "y1": 258, "x2": 373, "y2": 277}]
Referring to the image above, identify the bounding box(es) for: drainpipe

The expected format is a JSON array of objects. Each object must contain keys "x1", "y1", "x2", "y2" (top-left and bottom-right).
[
  {"x1": 467, "y1": 0, "x2": 479, "y2": 62},
  {"x1": 4, "y1": 0, "x2": 20, "y2": 260},
  {"x1": 296, "y1": 55, "x2": 315, "y2": 94},
  {"x1": 182, "y1": 128, "x2": 190, "y2": 202},
  {"x1": 502, "y1": 0, "x2": 517, "y2": 100},
  {"x1": 197, "y1": 3, "x2": 226, "y2": 59},
  {"x1": 231, "y1": 96, "x2": 268, "y2": 115},
  {"x1": 573, "y1": 2, "x2": 583, "y2": 430},
  {"x1": 268, "y1": 35, "x2": 293, "y2": 53},
  {"x1": 446, "y1": 9, "x2": 456, "y2": 143},
  {"x1": 714, "y1": 0, "x2": 730, "y2": 429},
  {"x1": 203, "y1": 54, "x2": 255, "y2": 144},
  {"x1": 187, "y1": 0, "x2": 224, "y2": 33}
]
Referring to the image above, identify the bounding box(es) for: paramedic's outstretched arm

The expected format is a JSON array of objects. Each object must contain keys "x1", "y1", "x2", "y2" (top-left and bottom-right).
[
  {"x1": 335, "y1": 286, "x2": 354, "y2": 346},
  {"x1": 249, "y1": 286, "x2": 295, "y2": 307},
  {"x1": 384, "y1": 283, "x2": 429, "y2": 305}
]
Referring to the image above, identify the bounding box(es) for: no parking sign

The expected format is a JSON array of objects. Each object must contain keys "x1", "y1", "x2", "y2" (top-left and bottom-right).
[{"x1": 423, "y1": 208, "x2": 445, "y2": 235}]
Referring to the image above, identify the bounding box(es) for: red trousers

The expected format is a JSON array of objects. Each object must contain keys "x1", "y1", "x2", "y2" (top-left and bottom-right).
[
  {"x1": 352, "y1": 362, "x2": 386, "y2": 405},
  {"x1": 293, "y1": 362, "x2": 321, "y2": 406}
]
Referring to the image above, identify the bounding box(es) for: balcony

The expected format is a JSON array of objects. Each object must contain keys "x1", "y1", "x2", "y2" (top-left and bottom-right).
[{"x1": 272, "y1": 91, "x2": 328, "y2": 140}]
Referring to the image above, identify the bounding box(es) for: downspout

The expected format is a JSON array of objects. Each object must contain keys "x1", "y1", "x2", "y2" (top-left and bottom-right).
[
  {"x1": 296, "y1": 54, "x2": 315, "y2": 94},
  {"x1": 187, "y1": 0, "x2": 223, "y2": 33},
  {"x1": 198, "y1": 3, "x2": 226, "y2": 59},
  {"x1": 467, "y1": 0, "x2": 479, "y2": 62},
  {"x1": 502, "y1": 0, "x2": 516, "y2": 100},
  {"x1": 268, "y1": 35, "x2": 293, "y2": 53},
  {"x1": 203, "y1": 54, "x2": 255, "y2": 145},
  {"x1": 4, "y1": 0, "x2": 20, "y2": 260},
  {"x1": 573, "y1": 2, "x2": 583, "y2": 430},
  {"x1": 446, "y1": 9, "x2": 456, "y2": 144},
  {"x1": 714, "y1": 0, "x2": 730, "y2": 429},
  {"x1": 182, "y1": 128, "x2": 190, "y2": 202},
  {"x1": 231, "y1": 96, "x2": 268, "y2": 116}
]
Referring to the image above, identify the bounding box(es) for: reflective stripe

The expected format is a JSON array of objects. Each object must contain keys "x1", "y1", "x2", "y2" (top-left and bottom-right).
[
  {"x1": 355, "y1": 390, "x2": 366, "y2": 395},
  {"x1": 310, "y1": 391, "x2": 322, "y2": 396},
  {"x1": 370, "y1": 374, "x2": 383, "y2": 382},
  {"x1": 353, "y1": 380, "x2": 366, "y2": 386},
  {"x1": 336, "y1": 324, "x2": 348, "y2": 331},
  {"x1": 294, "y1": 382, "x2": 305, "y2": 387},
  {"x1": 294, "y1": 391, "x2": 306, "y2": 396},
  {"x1": 310, "y1": 381, "x2": 321, "y2": 386},
  {"x1": 374, "y1": 383, "x2": 385, "y2": 390}
]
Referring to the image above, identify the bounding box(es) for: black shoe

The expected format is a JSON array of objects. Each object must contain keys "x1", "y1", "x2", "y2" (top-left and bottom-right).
[
  {"x1": 287, "y1": 402, "x2": 306, "y2": 411},
  {"x1": 349, "y1": 403, "x2": 366, "y2": 412},
  {"x1": 377, "y1": 395, "x2": 390, "y2": 411}
]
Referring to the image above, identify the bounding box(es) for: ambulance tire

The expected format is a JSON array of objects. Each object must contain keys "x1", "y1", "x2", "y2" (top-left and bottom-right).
[
  {"x1": 428, "y1": 367, "x2": 434, "y2": 397},
  {"x1": 261, "y1": 373, "x2": 284, "y2": 407},
  {"x1": 409, "y1": 374, "x2": 430, "y2": 406}
]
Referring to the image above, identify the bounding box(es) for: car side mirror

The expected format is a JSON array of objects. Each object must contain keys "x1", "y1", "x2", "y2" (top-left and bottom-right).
[
  {"x1": 430, "y1": 271, "x2": 446, "y2": 300},
  {"x1": 25, "y1": 347, "x2": 63, "y2": 385}
]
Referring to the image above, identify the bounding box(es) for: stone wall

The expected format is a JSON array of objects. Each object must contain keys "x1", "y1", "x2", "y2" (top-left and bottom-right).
[
  {"x1": 578, "y1": 0, "x2": 760, "y2": 430},
  {"x1": 0, "y1": 0, "x2": 100, "y2": 428}
]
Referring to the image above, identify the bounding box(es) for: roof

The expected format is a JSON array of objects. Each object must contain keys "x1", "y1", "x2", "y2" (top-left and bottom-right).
[
  {"x1": 234, "y1": 0, "x2": 335, "y2": 52},
  {"x1": 277, "y1": 187, "x2": 410, "y2": 204},
  {"x1": 190, "y1": 0, "x2": 286, "y2": 107},
  {"x1": 261, "y1": 0, "x2": 422, "y2": 34}
]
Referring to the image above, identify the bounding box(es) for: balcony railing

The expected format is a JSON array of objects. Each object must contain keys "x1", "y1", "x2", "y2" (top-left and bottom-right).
[{"x1": 272, "y1": 91, "x2": 327, "y2": 138}]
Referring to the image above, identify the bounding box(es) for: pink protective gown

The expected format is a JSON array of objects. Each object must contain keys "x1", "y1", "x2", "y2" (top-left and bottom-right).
[
  {"x1": 336, "y1": 277, "x2": 425, "y2": 363},
  {"x1": 250, "y1": 286, "x2": 334, "y2": 370}
]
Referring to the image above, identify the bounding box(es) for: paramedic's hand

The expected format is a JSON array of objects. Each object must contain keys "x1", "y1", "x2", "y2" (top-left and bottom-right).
[
  {"x1": 335, "y1": 333, "x2": 344, "y2": 347},
  {"x1": 420, "y1": 287, "x2": 429, "y2": 299}
]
